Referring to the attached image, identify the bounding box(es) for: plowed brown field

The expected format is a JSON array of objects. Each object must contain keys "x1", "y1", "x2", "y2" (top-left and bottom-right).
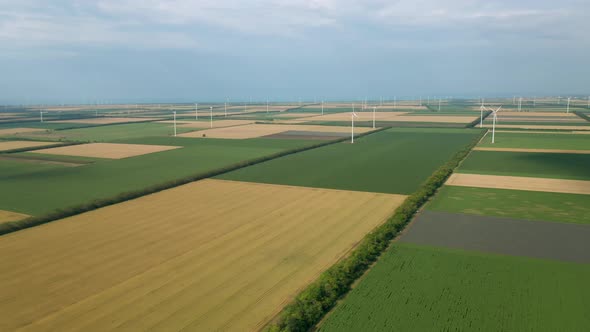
[{"x1": 0, "y1": 179, "x2": 406, "y2": 331}]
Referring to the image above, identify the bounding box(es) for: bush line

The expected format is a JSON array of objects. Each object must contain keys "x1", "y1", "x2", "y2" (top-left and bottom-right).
[
  {"x1": 266, "y1": 129, "x2": 486, "y2": 332},
  {"x1": 465, "y1": 110, "x2": 492, "y2": 128},
  {"x1": 0, "y1": 128, "x2": 386, "y2": 236},
  {"x1": 573, "y1": 111, "x2": 590, "y2": 122}
]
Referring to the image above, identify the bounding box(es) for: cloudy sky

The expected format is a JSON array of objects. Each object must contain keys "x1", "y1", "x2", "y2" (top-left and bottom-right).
[{"x1": 1, "y1": 0, "x2": 589, "y2": 104}]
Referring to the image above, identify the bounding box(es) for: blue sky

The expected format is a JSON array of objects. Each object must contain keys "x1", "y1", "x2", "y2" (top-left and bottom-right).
[{"x1": 0, "y1": 0, "x2": 589, "y2": 104}]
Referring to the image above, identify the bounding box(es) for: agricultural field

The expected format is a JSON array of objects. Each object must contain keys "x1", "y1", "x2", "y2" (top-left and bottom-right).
[
  {"x1": 319, "y1": 243, "x2": 590, "y2": 332},
  {"x1": 427, "y1": 186, "x2": 590, "y2": 224},
  {"x1": 0, "y1": 140, "x2": 59, "y2": 152},
  {"x1": 178, "y1": 123, "x2": 373, "y2": 139},
  {"x1": 478, "y1": 131, "x2": 590, "y2": 150},
  {"x1": 458, "y1": 151, "x2": 590, "y2": 180},
  {"x1": 0, "y1": 179, "x2": 406, "y2": 331},
  {"x1": 0, "y1": 136, "x2": 323, "y2": 216},
  {"x1": 220, "y1": 128, "x2": 482, "y2": 194}
]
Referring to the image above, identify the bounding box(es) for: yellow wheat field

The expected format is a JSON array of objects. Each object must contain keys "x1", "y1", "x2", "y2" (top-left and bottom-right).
[
  {"x1": 0, "y1": 179, "x2": 406, "y2": 331},
  {"x1": 0, "y1": 128, "x2": 45, "y2": 136},
  {"x1": 0, "y1": 210, "x2": 29, "y2": 223},
  {"x1": 446, "y1": 173, "x2": 590, "y2": 195},
  {"x1": 0, "y1": 140, "x2": 56, "y2": 152},
  {"x1": 32, "y1": 143, "x2": 181, "y2": 159}
]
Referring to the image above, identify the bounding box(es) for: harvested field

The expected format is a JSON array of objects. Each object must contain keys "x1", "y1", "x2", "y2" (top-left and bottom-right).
[
  {"x1": 0, "y1": 140, "x2": 57, "y2": 152},
  {"x1": 498, "y1": 111, "x2": 575, "y2": 117},
  {"x1": 484, "y1": 124, "x2": 590, "y2": 130},
  {"x1": 32, "y1": 143, "x2": 181, "y2": 159},
  {"x1": 273, "y1": 112, "x2": 322, "y2": 119},
  {"x1": 446, "y1": 173, "x2": 590, "y2": 195},
  {"x1": 263, "y1": 130, "x2": 347, "y2": 140},
  {"x1": 473, "y1": 147, "x2": 590, "y2": 154},
  {"x1": 0, "y1": 209, "x2": 29, "y2": 223},
  {"x1": 178, "y1": 124, "x2": 374, "y2": 139},
  {"x1": 157, "y1": 120, "x2": 254, "y2": 128},
  {"x1": 0, "y1": 179, "x2": 406, "y2": 331},
  {"x1": 0, "y1": 128, "x2": 45, "y2": 136},
  {"x1": 298, "y1": 112, "x2": 408, "y2": 122},
  {"x1": 478, "y1": 131, "x2": 590, "y2": 150},
  {"x1": 50, "y1": 117, "x2": 160, "y2": 124},
  {"x1": 400, "y1": 211, "x2": 590, "y2": 263}
]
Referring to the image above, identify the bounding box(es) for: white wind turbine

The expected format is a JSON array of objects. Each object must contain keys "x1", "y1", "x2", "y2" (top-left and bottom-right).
[
  {"x1": 210, "y1": 106, "x2": 213, "y2": 128},
  {"x1": 518, "y1": 97, "x2": 522, "y2": 112},
  {"x1": 321, "y1": 100, "x2": 324, "y2": 115},
  {"x1": 351, "y1": 103, "x2": 359, "y2": 143},
  {"x1": 195, "y1": 103, "x2": 198, "y2": 120},
  {"x1": 479, "y1": 100, "x2": 486, "y2": 128},
  {"x1": 372, "y1": 106, "x2": 376, "y2": 129},
  {"x1": 173, "y1": 110, "x2": 177, "y2": 137},
  {"x1": 488, "y1": 105, "x2": 503, "y2": 144},
  {"x1": 566, "y1": 97, "x2": 571, "y2": 113}
]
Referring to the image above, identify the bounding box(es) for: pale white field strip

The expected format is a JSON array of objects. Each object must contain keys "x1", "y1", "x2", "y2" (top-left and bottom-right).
[
  {"x1": 31, "y1": 143, "x2": 181, "y2": 159},
  {"x1": 0, "y1": 179, "x2": 406, "y2": 331},
  {"x1": 0, "y1": 128, "x2": 45, "y2": 135},
  {"x1": 496, "y1": 111, "x2": 577, "y2": 117},
  {"x1": 0, "y1": 140, "x2": 57, "y2": 152},
  {"x1": 178, "y1": 123, "x2": 375, "y2": 139},
  {"x1": 484, "y1": 124, "x2": 590, "y2": 130},
  {"x1": 446, "y1": 173, "x2": 590, "y2": 195},
  {"x1": 473, "y1": 147, "x2": 590, "y2": 154}
]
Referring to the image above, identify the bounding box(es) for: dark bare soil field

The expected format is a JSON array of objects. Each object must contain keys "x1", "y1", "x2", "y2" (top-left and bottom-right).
[{"x1": 399, "y1": 210, "x2": 590, "y2": 263}]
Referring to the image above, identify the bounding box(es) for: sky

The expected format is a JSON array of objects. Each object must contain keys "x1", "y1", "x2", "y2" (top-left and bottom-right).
[{"x1": 0, "y1": 0, "x2": 589, "y2": 104}]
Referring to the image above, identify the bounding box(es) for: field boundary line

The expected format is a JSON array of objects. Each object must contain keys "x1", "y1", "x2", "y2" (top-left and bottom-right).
[{"x1": 0, "y1": 127, "x2": 389, "y2": 236}]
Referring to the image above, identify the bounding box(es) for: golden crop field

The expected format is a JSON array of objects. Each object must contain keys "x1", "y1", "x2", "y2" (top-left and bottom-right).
[
  {"x1": 0, "y1": 209, "x2": 29, "y2": 223},
  {"x1": 0, "y1": 179, "x2": 406, "y2": 331},
  {"x1": 178, "y1": 123, "x2": 375, "y2": 139},
  {"x1": 0, "y1": 140, "x2": 56, "y2": 152},
  {"x1": 31, "y1": 142, "x2": 181, "y2": 159}
]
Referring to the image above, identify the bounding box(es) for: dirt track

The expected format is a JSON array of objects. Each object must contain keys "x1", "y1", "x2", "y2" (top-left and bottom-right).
[
  {"x1": 0, "y1": 179, "x2": 406, "y2": 331},
  {"x1": 446, "y1": 173, "x2": 590, "y2": 195}
]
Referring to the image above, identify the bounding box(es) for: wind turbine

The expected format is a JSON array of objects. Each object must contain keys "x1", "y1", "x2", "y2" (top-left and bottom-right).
[
  {"x1": 173, "y1": 110, "x2": 177, "y2": 137},
  {"x1": 195, "y1": 103, "x2": 198, "y2": 120},
  {"x1": 266, "y1": 100, "x2": 269, "y2": 114},
  {"x1": 372, "y1": 106, "x2": 376, "y2": 129},
  {"x1": 518, "y1": 97, "x2": 522, "y2": 112},
  {"x1": 225, "y1": 100, "x2": 227, "y2": 117},
  {"x1": 210, "y1": 106, "x2": 213, "y2": 128},
  {"x1": 321, "y1": 100, "x2": 324, "y2": 115},
  {"x1": 479, "y1": 101, "x2": 486, "y2": 128},
  {"x1": 351, "y1": 103, "x2": 359, "y2": 144},
  {"x1": 587, "y1": 96, "x2": 590, "y2": 109},
  {"x1": 488, "y1": 105, "x2": 503, "y2": 144},
  {"x1": 438, "y1": 98, "x2": 441, "y2": 112},
  {"x1": 567, "y1": 97, "x2": 571, "y2": 113}
]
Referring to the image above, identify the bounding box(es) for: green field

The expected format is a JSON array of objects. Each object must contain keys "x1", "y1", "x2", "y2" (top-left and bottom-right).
[
  {"x1": 0, "y1": 137, "x2": 321, "y2": 215},
  {"x1": 479, "y1": 132, "x2": 590, "y2": 150},
  {"x1": 458, "y1": 151, "x2": 590, "y2": 180},
  {"x1": 219, "y1": 128, "x2": 482, "y2": 194},
  {"x1": 427, "y1": 186, "x2": 590, "y2": 224},
  {"x1": 13, "y1": 122, "x2": 195, "y2": 142},
  {"x1": 319, "y1": 243, "x2": 590, "y2": 332}
]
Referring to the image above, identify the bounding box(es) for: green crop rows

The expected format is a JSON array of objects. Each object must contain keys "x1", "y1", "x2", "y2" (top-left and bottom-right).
[
  {"x1": 219, "y1": 128, "x2": 482, "y2": 195},
  {"x1": 319, "y1": 243, "x2": 590, "y2": 332}
]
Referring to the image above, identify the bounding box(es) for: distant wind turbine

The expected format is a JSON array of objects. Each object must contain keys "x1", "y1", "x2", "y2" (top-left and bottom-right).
[
  {"x1": 567, "y1": 97, "x2": 571, "y2": 113},
  {"x1": 351, "y1": 103, "x2": 359, "y2": 144},
  {"x1": 195, "y1": 103, "x2": 198, "y2": 120}
]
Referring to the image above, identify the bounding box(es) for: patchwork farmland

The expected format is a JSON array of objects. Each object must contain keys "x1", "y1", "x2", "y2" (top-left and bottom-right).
[{"x1": 1, "y1": 99, "x2": 589, "y2": 331}]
